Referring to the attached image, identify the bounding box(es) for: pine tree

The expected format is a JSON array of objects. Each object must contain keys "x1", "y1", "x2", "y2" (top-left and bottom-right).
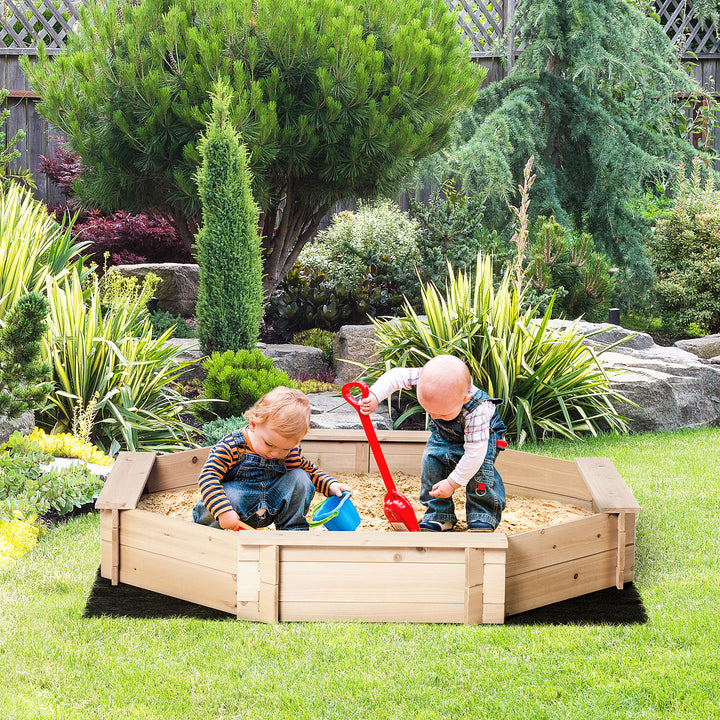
[
  {"x1": 0, "y1": 292, "x2": 53, "y2": 419},
  {"x1": 426, "y1": 0, "x2": 712, "y2": 285},
  {"x1": 195, "y1": 80, "x2": 263, "y2": 353},
  {"x1": 22, "y1": 0, "x2": 482, "y2": 293}
]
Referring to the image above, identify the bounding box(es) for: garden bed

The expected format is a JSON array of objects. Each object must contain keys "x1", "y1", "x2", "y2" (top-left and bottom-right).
[{"x1": 96, "y1": 429, "x2": 640, "y2": 624}]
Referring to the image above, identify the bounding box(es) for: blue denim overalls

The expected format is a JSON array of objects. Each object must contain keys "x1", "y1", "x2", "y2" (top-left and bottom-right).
[
  {"x1": 420, "y1": 388, "x2": 507, "y2": 528},
  {"x1": 192, "y1": 432, "x2": 316, "y2": 530}
]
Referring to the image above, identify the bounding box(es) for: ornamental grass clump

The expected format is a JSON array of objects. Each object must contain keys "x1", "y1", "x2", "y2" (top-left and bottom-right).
[{"x1": 364, "y1": 253, "x2": 629, "y2": 444}]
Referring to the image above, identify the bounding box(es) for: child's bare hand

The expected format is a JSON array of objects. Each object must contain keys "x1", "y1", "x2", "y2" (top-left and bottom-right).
[
  {"x1": 358, "y1": 392, "x2": 378, "y2": 415},
  {"x1": 218, "y1": 509, "x2": 243, "y2": 531},
  {"x1": 429, "y1": 478, "x2": 460, "y2": 498},
  {"x1": 329, "y1": 481, "x2": 353, "y2": 497}
]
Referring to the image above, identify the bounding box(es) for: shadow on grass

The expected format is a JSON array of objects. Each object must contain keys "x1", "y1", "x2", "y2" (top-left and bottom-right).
[{"x1": 84, "y1": 568, "x2": 647, "y2": 625}]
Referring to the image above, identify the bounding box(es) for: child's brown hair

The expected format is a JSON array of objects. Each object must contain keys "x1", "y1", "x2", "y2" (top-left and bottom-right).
[{"x1": 244, "y1": 386, "x2": 311, "y2": 440}]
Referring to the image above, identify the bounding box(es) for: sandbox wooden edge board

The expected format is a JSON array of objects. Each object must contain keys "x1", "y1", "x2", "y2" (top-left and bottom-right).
[{"x1": 96, "y1": 429, "x2": 640, "y2": 625}]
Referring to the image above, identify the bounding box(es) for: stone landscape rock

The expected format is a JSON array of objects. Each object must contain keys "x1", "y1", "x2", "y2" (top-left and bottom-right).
[
  {"x1": 0, "y1": 411, "x2": 33, "y2": 444},
  {"x1": 259, "y1": 343, "x2": 328, "y2": 379},
  {"x1": 675, "y1": 334, "x2": 720, "y2": 360},
  {"x1": 114, "y1": 263, "x2": 199, "y2": 316},
  {"x1": 332, "y1": 324, "x2": 381, "y2": 384},
  {"x1": 307, "y1": 391, "x2": 392, "y2": 431},
  {"x1": 548, "y1": 320, "x2": 720, "y2": 433}
]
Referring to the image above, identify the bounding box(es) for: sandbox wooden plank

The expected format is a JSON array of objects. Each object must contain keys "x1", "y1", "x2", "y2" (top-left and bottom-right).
[
  {"x1": 506, "y1": 513, "x2": 616, "y2": 577},
  {"x1": 505, "y1": 547, "x2": 620, "y2": 616},
  {"x1": 146, "y1": 447, "x2": 210, "y2": 493},
  {"x1": 96, "y1": 452, "x2": 156, "y2": 509},
  {"x1": 575, "y1": 457, "x2": 641, "y2": 513},
  {"x1": 118, "y1": 509, "x2": 236, "y2": 574},
  {"x1": 497, "y1": 449, "x2": 593, "y2": 503},
  {"x1": 278, "y1": 560, "x2": 464, "y2": 604},
  {"x1": 236, "y1": 531, "x2": 507, "y2": 549},
  {"x1": 280, "y1": 601, "x2": 465, "y2": 623},
  {"x1": 118, "y1": 545, "x2": 236, "y2": 614},
  {"x1": 280, "y1": 544, "x2": 466, "y2": 564}
]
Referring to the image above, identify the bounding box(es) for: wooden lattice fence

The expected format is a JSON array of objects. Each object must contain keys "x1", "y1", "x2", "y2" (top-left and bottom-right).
[{"x1": 1, "y1": 0, "x2": 719, "y2": 203}]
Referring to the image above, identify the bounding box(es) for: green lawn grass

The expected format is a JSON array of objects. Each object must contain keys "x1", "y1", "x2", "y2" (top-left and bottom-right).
[{"x1": 1, "y1": 428, "x2": 719, "y2": 719}]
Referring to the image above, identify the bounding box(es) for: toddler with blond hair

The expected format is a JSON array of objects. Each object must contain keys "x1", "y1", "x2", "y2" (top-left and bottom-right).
[{"x1": 193, "y1": 386, "x2": 352, "y2": 531}]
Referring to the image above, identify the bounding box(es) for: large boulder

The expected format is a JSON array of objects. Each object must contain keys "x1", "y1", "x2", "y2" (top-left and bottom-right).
[
  {"x1": 549, "y1": 320, "x2": 720, "y2": 433},
  {"x1": 114, "y1": 263, "x2": 199, "y2": 317}
]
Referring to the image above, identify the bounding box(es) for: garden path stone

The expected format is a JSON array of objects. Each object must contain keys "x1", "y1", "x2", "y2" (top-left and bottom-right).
[{"x1": 306, "y1": 391, "x2": 391, "y2": 431}]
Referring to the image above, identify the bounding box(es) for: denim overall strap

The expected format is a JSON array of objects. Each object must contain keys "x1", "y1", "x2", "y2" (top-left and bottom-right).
[{"x1": 430, "y1": 388, "x2": 502, "y2": 444}]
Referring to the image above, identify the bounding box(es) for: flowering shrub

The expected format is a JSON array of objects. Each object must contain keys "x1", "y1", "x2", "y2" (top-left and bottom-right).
[
  {"x1": 28, "y1": 428, "x2": 113, "y2": 467},
  {"x1": 40, "y1": 145, "x2": 193, "y2": 266},
  {"x1": 0, "y1": 515, "x2": 40, "y2": 570}
]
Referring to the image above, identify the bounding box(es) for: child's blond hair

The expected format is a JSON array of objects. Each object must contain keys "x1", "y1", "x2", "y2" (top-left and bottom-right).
[{"x1": 244, "y1": 386, "x2": 311, "y2": 440}]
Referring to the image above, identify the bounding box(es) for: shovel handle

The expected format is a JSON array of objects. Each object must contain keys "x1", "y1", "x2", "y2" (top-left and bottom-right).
[{"x1": 342, "y1": 381, "x2": 397, "y2": 493}]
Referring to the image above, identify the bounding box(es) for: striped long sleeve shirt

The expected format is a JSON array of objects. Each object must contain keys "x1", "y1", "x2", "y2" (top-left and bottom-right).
[{"x1": 198, "y1": 430, "x2": 336, "y2": 520}]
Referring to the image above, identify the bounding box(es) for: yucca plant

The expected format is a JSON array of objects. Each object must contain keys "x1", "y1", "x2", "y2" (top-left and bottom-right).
[
  {"x1": 364, "y1": 254, "x2": 629, "y2": 444},
  {"x1": 0, "y1": 182, "x2": 89, "y2": 322},
  {"x1": 40, "y1": 270, "x2": 200, "y2": 453}
]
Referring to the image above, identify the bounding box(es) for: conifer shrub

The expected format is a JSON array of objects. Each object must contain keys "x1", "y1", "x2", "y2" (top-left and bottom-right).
[
  {"x1": 524, "y1": 216, "x2": 613, "y2": 323},
  {"x1": 291, "y1": 329, "x2": 336, "y2": 361},
  {"x1": 195, "y1": 81, "x2": 263, "y2": 353},
  {"x1": 0, "y1": 292, "x2": 54, "y2": 419},
  {"x1": 200, "y1": 416, "x2": 249, "y2": 446},
  {"x1": 409, "y1": 181, "x2": 507, "y2": 286},
  {"x1": 202, "y1": 349, "x2": 294, "y2": 419},
  {"x1": 648, "y1": 158, "x2": 720, "y2": 334}
]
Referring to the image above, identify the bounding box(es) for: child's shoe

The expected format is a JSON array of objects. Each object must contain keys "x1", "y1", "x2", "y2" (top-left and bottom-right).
[
  {"x1": 467, "y1": 520, "x2": 494, "y2": 532},
  {"x1": 419, "y1": 519, "x2": 455, "y2": 532}
]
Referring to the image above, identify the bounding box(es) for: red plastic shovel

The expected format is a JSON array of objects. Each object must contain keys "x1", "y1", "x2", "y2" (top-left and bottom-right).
[{"x1": 342, "y1": 381, "x2": 420, "y2": 532}]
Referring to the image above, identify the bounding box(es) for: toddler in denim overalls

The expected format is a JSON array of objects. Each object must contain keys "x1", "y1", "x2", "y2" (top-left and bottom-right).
[
  {"x1": 192, "y1": 387, "x2": 353, "y2": 531},
  {"x1": 359, "y1": 355, "x2": 506, "y2": 531}
]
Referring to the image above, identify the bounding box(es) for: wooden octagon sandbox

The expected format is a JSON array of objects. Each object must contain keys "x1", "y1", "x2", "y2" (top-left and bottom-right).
[{"x1": 96, "y1": 429, "x2": 640, "y2": 624}]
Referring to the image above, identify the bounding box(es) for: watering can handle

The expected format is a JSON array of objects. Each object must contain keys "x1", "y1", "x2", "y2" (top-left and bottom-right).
[{"x1": 341, "y1": 381, "x2": 397, "y2": 493}]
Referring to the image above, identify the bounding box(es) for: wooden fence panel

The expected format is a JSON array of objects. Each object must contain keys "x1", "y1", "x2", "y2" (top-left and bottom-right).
[{"x1": 1, "y1": 0, "x2": 719, "y2": 205}]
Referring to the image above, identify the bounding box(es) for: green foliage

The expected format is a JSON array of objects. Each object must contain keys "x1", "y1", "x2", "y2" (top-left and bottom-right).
[
  {"x1": 149, "y1": 311, "x2": 195, "y2": 340},
  {"x1": 409, "y1": 180, "x2": 507, "y2": 286},
  {"x1": 200, "y1": 416, "x2": 249, "y2": 446},
  {"x1": 40, "y1": 270, "x2": 200, "y2": 453},
  {"x1": 300, "y1": 201, "x2": 422, "y2": 290},
  {"x1": 291, "y1": 329, "x2": 336, "y2": 361},
  {"x1": 202, "y1": 349, "x2": 294, "y2": 419},
  {"x1": 525, "y1": 216, "x2": 613, "y2": 322},
  {"x1": 364, "y1": 254, "x2": 629, "y2": 444},
  {"x1": 648, "y1": 157, "x2": 720, "y2": 334},
  {"x1": 0, "y1": 292, "x2": 54, "y2": 419},
  {"x1": 23, "y1": 0, "x2": 482, "y2": 292},
  {"x1": 0, "y1": 439, "x2": 103, "y2": 521},
  {"x1": 195, "y1": 80, "x2": 263, "y2": 353},
  {"x1": 268, "y1": 201, "x2": 423, "y2": 333},
  {"x1": 0, "y1": 182, "x2": 89, "y2": 322},
  {"x1": 267, "y1": 264, "x2": 406, "y2": 333},
  {"x1": 0, "y1": 90, "x2": 34, "y2": 189},
  {"x1": 424, "y1": 0, "x2": 709, "y2": 285}
]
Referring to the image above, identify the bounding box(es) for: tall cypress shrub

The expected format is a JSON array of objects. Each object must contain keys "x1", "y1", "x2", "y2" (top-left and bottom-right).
[{"x1": 195, "y1": 81, "x2": 263, "y2": 353}]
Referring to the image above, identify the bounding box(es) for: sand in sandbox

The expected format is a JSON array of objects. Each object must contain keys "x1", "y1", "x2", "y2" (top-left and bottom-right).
[{"x1": 137, "y1": 471, "x2": 593, "y2": 533}]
